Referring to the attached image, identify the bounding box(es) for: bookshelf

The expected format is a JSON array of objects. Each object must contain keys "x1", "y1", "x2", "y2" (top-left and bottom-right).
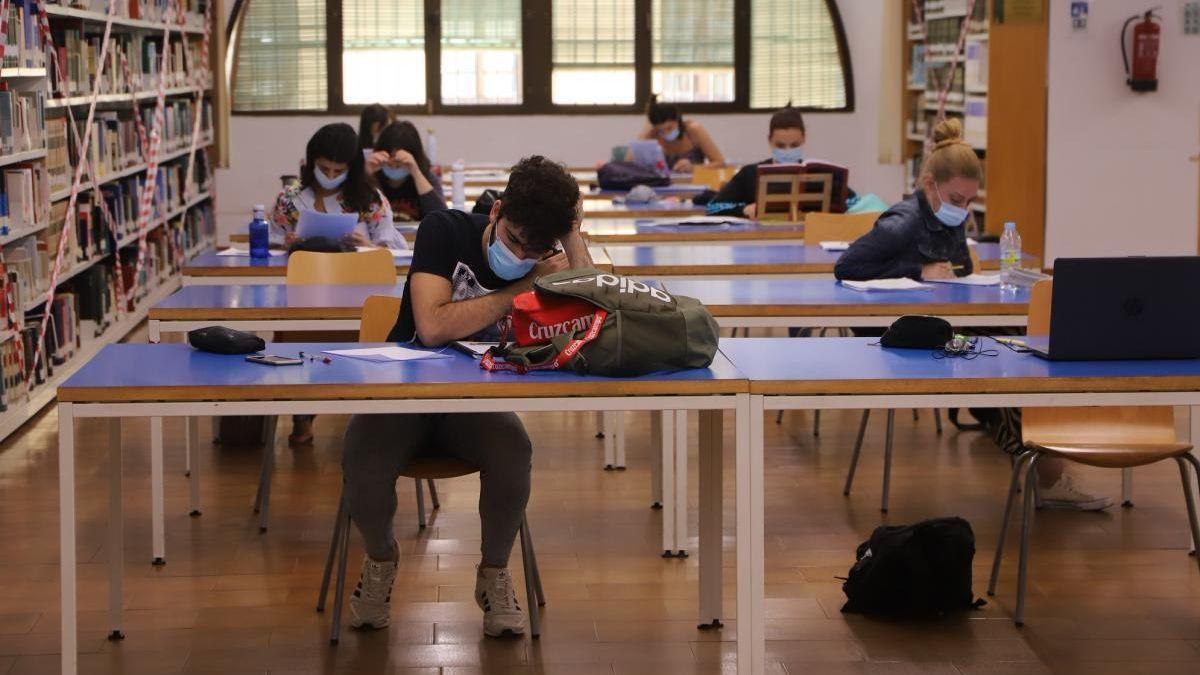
[
  {"x1": 0, "y1": 0, "x2": 218, "y2": 441},
  {"x1": 899, "y1": 0, "x2": 1048, "y2": 257}
]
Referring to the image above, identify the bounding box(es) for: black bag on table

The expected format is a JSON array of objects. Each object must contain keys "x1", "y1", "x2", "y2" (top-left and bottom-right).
[
  {"x1": 841, "y1": 516, "x2": 985, "y2": 619},
  {"x1": 597, "y1": 161, "x2": 670, "y2": 190},
  {"x1": 187, "y1": 326, "x2": 265, "y2": 355}
]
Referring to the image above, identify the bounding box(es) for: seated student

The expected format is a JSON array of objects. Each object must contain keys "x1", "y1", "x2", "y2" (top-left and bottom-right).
[
  {"x1": 366, "y1": 121, "x2": 446, "y2": 222},
  {"x1": 712, "y1": 103, "x2": 809, "y2": 219},
  {"x1": 834, "y1": 118, "x2": 974, "y2": 282},
  {"x1": 342, "y1": 156, "x2": 592, "y2": 636},
  {"x1": 638, "y1": 96, "x2": 724, "y2": 173},
  {"x1": 358, "y1": 103, "x2": 393, "y2": 153},
  {"x1": 835, "y1": 118, "x2": 1111, "y2": 511},
  {"x1": 270, "y1": 122, "x2": 406, "y2": 251}
]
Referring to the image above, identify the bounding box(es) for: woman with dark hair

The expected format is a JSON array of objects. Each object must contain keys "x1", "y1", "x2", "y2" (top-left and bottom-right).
[
  {"x1": 366, "y1": 121, "x2": 447, "y2": 222},
  {"x1": 270, "y1": 122, "x2": 405, "y2": 250},
  {"x1": 358, "y1": 103, "x2": 393, "y2": 151},
  {"x1": 637, "y1": 95, "x2": 724, "y2": 172}
]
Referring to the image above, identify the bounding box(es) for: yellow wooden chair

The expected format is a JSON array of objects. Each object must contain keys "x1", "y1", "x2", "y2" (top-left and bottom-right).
[
  {"x1": 315, "y1": 295, "x2": 545, "y2": 643},
  {"x1": 987, "y1": 279, "x2": 1200, "y2": 626},
  {"x1": 692, "y1": 165, "x2": 738, "y2": 191},
  {"x1": 285, "y1": 249, "x2": 397, "y2": 286},
  {"x1": 802, "y1": 211, "x2": 880, "y2": 244}
]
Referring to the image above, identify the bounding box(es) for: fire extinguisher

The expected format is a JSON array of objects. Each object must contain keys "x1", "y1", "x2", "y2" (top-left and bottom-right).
[{"x1": 1122, "y1": 9, "x2": 1161, "y2": 92}]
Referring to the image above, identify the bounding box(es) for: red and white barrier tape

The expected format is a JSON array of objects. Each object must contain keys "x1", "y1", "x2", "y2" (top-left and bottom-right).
[{"x1": 915, "y1": 0, "x2": 977, "y2": 153}]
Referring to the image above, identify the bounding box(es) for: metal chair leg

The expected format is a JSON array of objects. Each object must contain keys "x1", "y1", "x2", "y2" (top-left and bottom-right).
[
  {"x1": 933, "y1": 408, "x2": 943, "y2": 434},
  {"x1": 329, "y1": 503, "x2": 351, "y2": 644},
  {"x1": 519, "y1": 516, "x2": 541, "y2": 638},
  {"x1": 775, "y1": 410, "x2": 784, "y2": 424},
  {"x1": 1178, "y1": 455, "x2": 1200, "y2": 568},
  {"x1": 843, "y1": 410, "x2": 871, "y2": 496},
  {"x1": 522, "y1": 514, "x2": 546, "y2": 606},
  {"x1": 258, "y1": 439, "x2": 275, "y2": 533},
  {"x1": 1014, "y1": 454, "x2": 1042, "y2": 627},
  {"x1": 989, "y1": 451, "x2": 1034, "y2": 596},
  {"x1": 813, "y1": 410, "x2": 821, "y2": 437},
  {"x1": 881, "y1": 410, "x2": 896, "y2": 513},
  {"x1": 317, "y1": 491, "x2": 347, "y2": 612},
  {"x1": 415, "y1": 478, "x2": 427, "y2": 529},
  {"x1": 427, "y1": 479, "x2": 440, "y2": 510}
]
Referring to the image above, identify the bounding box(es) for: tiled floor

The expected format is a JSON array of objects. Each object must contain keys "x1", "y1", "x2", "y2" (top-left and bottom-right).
[{"x1": 1, "y1": 357, "x2": 1199, "y2": 673}]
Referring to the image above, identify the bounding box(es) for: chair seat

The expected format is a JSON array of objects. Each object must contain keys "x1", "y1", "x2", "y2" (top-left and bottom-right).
[
  {"x1": 1026, "y1": 441, "x2": 1194, "y2": 469},
  {"x1": 401, "y1": 455, "x2": 476, "y2": 479}
]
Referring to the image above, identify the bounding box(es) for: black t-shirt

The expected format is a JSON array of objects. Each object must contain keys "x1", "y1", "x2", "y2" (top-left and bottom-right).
[{"x1": 388, "y1": 209, "x2": 508, "y2": 344}]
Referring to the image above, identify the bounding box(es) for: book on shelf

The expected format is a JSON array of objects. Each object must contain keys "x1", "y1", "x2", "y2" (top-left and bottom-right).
[
  {"x1": 0, "y1": 90, "x2": 46, "y2": 156},
  {"x1": 964, "y1": 39, "x2": 988, "y2": 91},
  {"x1": 47, "y1": 25, "x2": 209, "y2": 98},
  {"x1": 2, "y1": 0, "x2": 47, "y2": 69},
  {"x1": 45, "y1": 117, "x2": 70, "y2": 193},
  {"x1": 964, "y1": 95, "x2": 987, "y2": 148},
  {"x1": 1, "y1": 165, "x2": 49, "y2": 236}
]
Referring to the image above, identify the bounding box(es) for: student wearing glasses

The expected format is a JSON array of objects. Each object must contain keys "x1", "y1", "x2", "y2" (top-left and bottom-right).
[{"x1": 341, "y1": 156, "x2": 592, "y2": 636}]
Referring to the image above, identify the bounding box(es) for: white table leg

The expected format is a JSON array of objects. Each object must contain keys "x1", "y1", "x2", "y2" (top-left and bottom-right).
[
  {"x1": 108, "y1": 419, "x2": 124, "y2": 641},
  {"x1": 660, "y1": 410, "x2": 676, "y2": 557},
  {"x1": 698, "y1": 408, "x2": 724, "y2": 629},
  {"x1": 603, "y1": 411, "x2": 616, "y2": 470},
  {"x1": 673, "y1": 410, "x2": 688, "y2": 555},
  {"x1": 184, "y1": 416, "x2": 192, "y2": 478},
  {"x1": 735, "y1": 394, "x2": 765, "y2": 675},
  {"x1": 615, "y1": 411, "x2": 627, "y2": 470},
  {"x1": 650, "y1": 411, "x2": 663, "y2": 509},
  {"x1": 188, "y1": 417, "x2": 201, "y2": 517},
  {"x1": 150, "y1": 417, "x2": 166, "y2": 565},
  {"x1": 59, "y1": 402, "x2": 78, "y2": 675},
  {"x1": 1121, "y1": 468, "x2": 1134, "y2": 507},
  {"x1": 148, "y1": 319, "x2": 161, "y2": 343}
]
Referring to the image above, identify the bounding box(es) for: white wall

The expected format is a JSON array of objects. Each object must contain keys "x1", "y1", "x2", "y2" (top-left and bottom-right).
[
  {"x1": 213, "y1": 0, "x2": 902, "y2": 238},
  {"x1": 1045, "y1": 2, "x2": 1200, "y2": 265}
]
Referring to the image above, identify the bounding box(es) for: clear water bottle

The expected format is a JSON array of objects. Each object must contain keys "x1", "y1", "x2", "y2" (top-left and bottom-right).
[
  {"x1": 425, "y1": 128, "x2": 438, "y2": 165},
  {"x1": 999, "y1": 221, "x2": 1021, "y2": 292},
  {"x1": 249, "y1": 204, "x2": 270, "y2": 260},
  {"x1": 451, "y1": 159, "x2": 466, "y2": 210}
]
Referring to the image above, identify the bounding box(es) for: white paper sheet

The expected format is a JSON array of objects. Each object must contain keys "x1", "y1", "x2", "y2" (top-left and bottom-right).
[
  {"x1": 356, "y1": 246, "x2": 415, "y2": 259},
  {"x1": 819, "y1": 241, "x2": 851, "y2": 252},
  {"x1": 643, "y1": 216, "x2": 753, "y2": 228},
  {"x1": 840, "y1": 278, "x2": 930, "y2": 292},
  {"x1": 323, "y1": 346, "x2": 451, "y2": 363},
  {"x1": 216, "y1": 247, "x2": 284, "y2": 257},
  {"x1": 296, "y1": 209, "x2": 358, "y2": 240},
  {"x1": 925, "y1": 273, "x2": 1001, "y2": 286}
]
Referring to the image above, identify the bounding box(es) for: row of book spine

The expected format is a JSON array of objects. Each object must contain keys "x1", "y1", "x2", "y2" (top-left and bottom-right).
[
  {"x1": 0, "y1": 90, "x2": 47, "y2": 157},
  {"x1": 1, "y1": 0, "x2": 47, "y2": 69},
  {"x1": 48, "y1": 27, "x2": 210, "y2": 98},
  {"x1": 50, "y1": 0, "x2": 207, "y2": 26}
]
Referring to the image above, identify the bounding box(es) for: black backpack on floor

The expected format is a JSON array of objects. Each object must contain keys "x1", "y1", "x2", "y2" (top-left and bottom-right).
[{"x1": 841, "y1": 517, "x2": 985, "y2": 618}]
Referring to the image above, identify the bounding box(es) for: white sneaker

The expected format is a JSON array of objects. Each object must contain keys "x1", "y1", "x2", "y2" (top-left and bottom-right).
[
  {"x1": 349, "y1": 554, "x2": 398, "y2": 630},
  {"x1": 1038, "y1": 474, "x2": 1113, "y2": 511},
  {"x1": 475, "y1": 566, "x2": 527, "y2": 637}
]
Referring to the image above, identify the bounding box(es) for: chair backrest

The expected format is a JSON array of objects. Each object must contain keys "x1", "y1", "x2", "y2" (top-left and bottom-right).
[
  {"x1": 358, "y1": 295, "x2": 403, "y2": 342},
  {"x1": 1021, "y1": 278, "x2": 1176, "y2": 446},
  {"x1": 804, "y1": 212, "x2": 880, "y2": 244},
  {"x1": 692, "y1": 165, "x2": 738, "y2": 190},
  {"x1": 286, "y1": 249, "x2": 397, "y2": 286},
  {"x1": 755, "y1": 170, "x2": 832, "y2": 222}
]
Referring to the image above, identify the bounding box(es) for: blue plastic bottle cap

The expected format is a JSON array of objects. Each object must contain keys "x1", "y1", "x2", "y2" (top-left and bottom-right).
[{"x1": 1004, "y1": 221, "x2": 1016, "y2": 230}]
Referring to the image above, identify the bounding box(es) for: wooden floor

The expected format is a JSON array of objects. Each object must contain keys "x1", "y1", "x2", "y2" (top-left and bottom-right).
[{"x1": 2, "y1": 360, "x2": 1200, "y2": 672}]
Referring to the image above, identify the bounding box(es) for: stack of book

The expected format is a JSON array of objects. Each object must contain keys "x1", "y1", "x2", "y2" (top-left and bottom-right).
[
  {"x1": 0, "y1": 91, "x2": 47, "y2": 156},
  {"x1": 0, "y1": 165, "x2": 49, "y2": 237}
]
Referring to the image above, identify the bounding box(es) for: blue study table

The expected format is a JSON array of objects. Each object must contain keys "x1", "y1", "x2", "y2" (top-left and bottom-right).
[
  {"x1": 147, "y1": 282, "x2": 406, "y2": 340},
  {"x1": 604, "y1": 242, "x2": 1037, "y2": 279},
  {"x1": 664, "y1": 278, "x2": 1030, "y2": 328},
  {"x1": 718, "y1": 336, "x2": 1200, "y2": 675},
  {"x1": 54, "y1": 343, "x2": 749, "y2": 675},
  {"x1": 583, "y1": 198, "x2": 705, "y2": 219},
  {"x1": 584, "y1": 217, "x2": 805, "y2": 245}
]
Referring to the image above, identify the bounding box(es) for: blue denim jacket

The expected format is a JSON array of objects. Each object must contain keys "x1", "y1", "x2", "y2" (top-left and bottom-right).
[{"x1": 834, "y1": 190, "x2": 972, "y2": 281}]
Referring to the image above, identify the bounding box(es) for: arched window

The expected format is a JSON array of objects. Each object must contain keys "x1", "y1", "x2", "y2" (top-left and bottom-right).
[{"x1": 228, "y1": 0, "x2": 853, "y2": 113}]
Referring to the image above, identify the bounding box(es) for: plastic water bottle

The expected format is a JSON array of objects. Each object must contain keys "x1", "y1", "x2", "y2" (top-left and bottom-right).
[
  {"x1": 451, "y1": 160, "x2": 466, "y2": 210},
  {"x1": 249, "y1": 204, "x2": 270, "y2": 260},
  {"x1": 425, "y1": 128, "x2": 438, "y2": 165},
  {"x1": 999, "y1": 221, "x2": 1021, "y2": 292}
]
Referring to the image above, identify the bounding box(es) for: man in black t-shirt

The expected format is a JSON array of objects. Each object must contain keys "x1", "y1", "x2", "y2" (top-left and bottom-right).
[{"x1": 343, "y1": 156, "x2": 592, "y2": 638}]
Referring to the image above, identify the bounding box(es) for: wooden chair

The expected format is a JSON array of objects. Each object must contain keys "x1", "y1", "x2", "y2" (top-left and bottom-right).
[
  {"x1": 987, "y1": 279, "x2": 1200, "y2": 626},
  {"x1": 253, "y1": 253, "x2": 400, "y2": 531},
  {"x1": 315, "y1": 296, "x2": 545, "y2": 643},
  {"x1": 692, "y1": 165, "x2": 738, "y2": 191},
  {"x1": 285, "y1": 249, "x2": 398, "y2": 286},
  {"x1": 803, "y1": 211, "x2": 880, "y2": 244}
]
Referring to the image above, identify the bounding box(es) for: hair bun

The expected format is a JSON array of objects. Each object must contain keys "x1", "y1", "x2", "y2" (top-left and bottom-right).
[{"x1": 931, "y1": 118, "x2": 965, "y2": 149}]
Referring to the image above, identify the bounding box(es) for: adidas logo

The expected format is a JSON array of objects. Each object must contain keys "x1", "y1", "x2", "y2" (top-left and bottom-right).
[{"x1": 550, "y1": 273, "x2": 673, "y2": 303}]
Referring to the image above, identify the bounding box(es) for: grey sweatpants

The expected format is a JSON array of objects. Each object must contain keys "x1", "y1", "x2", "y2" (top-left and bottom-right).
[{"x1": 342, "y1": 412, "x2": 532, "y2": 566}]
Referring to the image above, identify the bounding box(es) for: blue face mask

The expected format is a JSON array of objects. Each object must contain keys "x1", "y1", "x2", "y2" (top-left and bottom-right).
[
  {"x1": 487, "y1": 222, "x2": 537, "y2": 281},
  {"x1": 772, "y1": 146, "x2": 805, "y2": 164},
  {"x1": 661, "y1": 126, "x2": 681, "y2": 142},
  {"x1": 933, "y1": 184, "x2": 969, "y2": 227},
  {"x1": 381, "y1": 165, "x2": 410, "y2": 183}
]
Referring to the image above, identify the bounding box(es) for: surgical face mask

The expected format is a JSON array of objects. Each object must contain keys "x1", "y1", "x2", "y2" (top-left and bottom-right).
[
  {"x1": 661, "y1": 125, "x2": 681, "y2": 142},
  {"x1": 772, "y1": 146, "x2": 805, "y2": 164},
  {"x1": 381, "y1": 165, "x2": 410, "y2": 183},
  {"x1": 314, "y1": 168, "x2": 348, "y2": 191},
  {"x1": 933, "y1": 184, "x2": 969, "y2": 227},
  {"x1": 487, "y1": 223, "x2": 537, "y2": 280}
]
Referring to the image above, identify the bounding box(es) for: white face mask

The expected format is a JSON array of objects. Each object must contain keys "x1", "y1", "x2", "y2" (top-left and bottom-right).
[{"x1": 314, "y1": 168, "x2": 348, "y2": 191}]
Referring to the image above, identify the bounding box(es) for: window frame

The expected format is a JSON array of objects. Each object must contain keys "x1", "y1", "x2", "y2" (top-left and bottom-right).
[{"x1": 228, "y1": 0, "x2": 853, "y2": 116}]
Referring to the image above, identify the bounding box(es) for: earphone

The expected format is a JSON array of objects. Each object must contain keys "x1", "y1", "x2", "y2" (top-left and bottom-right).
[{"x1": 933, "y1": 334, "x2": 998, "y2": 360}]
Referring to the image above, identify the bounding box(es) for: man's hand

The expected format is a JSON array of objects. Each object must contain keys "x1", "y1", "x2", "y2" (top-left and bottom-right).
[
  {"x1": 742, "y1": 203, "x2": 758, "y2": 219},
  {"x1": 920, "y1": 261, "x2": 955, "y2": 280},
  {"x1": 572, "y1": 196, "x2": 585, "y2": 232}
]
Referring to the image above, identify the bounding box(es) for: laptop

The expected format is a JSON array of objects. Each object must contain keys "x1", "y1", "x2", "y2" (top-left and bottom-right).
[
  {"x1": 627, "y1": 140, "x2": 670, "y2": 176},
  {"x1": 1026, "y1": 256, "x2": 1200, "y2": 361}
]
